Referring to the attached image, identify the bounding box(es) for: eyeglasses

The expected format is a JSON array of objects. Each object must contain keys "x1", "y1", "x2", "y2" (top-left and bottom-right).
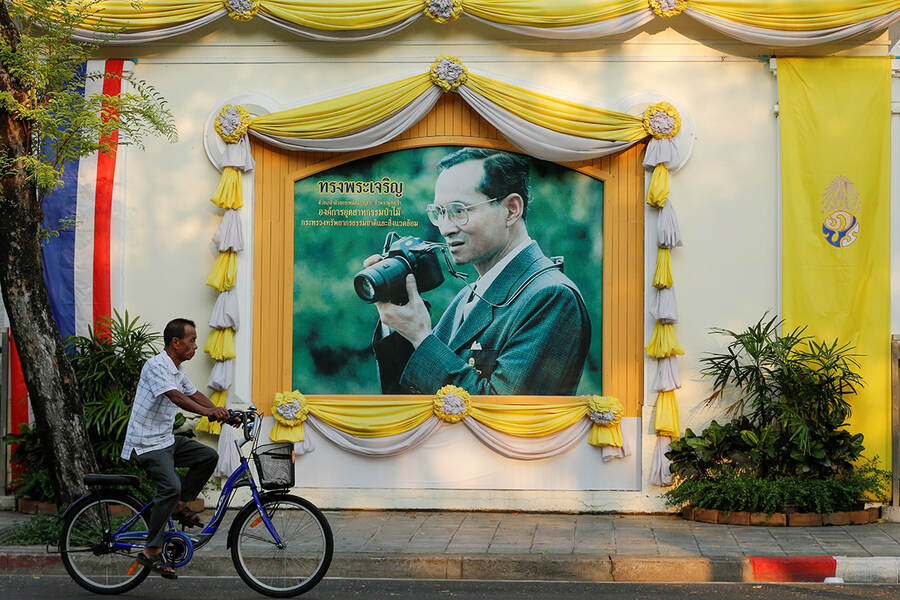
[{"x1": 425, "y1": 197, "x2": 500, "y2": 226}]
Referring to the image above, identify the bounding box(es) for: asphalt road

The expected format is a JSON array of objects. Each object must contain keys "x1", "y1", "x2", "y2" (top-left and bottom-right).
[{"x1": 2, "y1": 576, "x2": 899, "y2": 600}]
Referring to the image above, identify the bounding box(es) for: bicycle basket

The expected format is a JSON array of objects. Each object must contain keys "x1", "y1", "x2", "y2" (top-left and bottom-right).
[{"x1": 252, "y1": 443, "x2": 295, "y2": 490}]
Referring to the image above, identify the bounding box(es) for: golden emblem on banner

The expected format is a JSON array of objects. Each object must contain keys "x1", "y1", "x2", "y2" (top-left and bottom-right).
[{"x1": 820, "y1": 176, "x2": 860, "y2": 248}]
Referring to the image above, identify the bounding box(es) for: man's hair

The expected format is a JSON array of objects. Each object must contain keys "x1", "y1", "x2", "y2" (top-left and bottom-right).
[
  {"x1": 164, "y1": 318, "x2": 196, "y2": 347},
  {"x1": 438, "y1": 148, "x2": 531, "y2": 221}
]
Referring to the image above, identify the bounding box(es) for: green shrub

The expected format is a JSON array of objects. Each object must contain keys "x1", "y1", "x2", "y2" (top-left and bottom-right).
[
  {"x1": 2, "y1": 311, "x2": 177, "y2": 503},
  {"x1": 3, "y1": 424, "x2": 55, "y2": 502},
  {"x1": 663, "y1": 458, "x2": 890, "y2": 513},
  {"x1": 0, "y1": 513, "x2": 62, "y2": 546},
  {"x1": 664, "y1": 315, "x2": 886, "y2": 513}
]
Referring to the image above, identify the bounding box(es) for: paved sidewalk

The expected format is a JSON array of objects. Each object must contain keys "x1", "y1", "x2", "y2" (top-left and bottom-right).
[{"x1": 2, "y1": 509, "x2": 900, "y2": 582}]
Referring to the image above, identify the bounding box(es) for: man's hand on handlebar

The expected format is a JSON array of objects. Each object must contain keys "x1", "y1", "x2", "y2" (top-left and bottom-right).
[{"x1": 207, "y1": 406, "x2": 242, "y2": 428}]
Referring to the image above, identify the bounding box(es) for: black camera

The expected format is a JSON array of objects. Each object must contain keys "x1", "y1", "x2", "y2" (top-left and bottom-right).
[{"x1": 354, "y1": 234, "x2": 444, "y2": 304}]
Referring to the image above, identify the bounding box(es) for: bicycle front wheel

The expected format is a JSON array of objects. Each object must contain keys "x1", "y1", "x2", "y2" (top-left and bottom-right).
[
  {"x1": 229, "y1": 494, "x2": 333, "y2": 597},
  {"x1": 60, "y1": 493, "x2": 150, "y2": 594}
]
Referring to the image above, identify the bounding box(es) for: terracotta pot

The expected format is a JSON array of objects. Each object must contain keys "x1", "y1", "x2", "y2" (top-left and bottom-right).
[
  {"x1": 788, "y1": 512, "x2": 823, "y2": 527},
  {"x1": 721, "y1": 511, "x2": 750, "y2": 526},
  {"x1": 849, "y1": 510, "x2": 870, "y2": 525},
  {"x1": 693, "y1": 508, "x2": 719, "y2": 524},
  {"x1": 750, "y1": 512, "x2": 786, "y2": 527},
  {"x1": 866, "y1": 506, "x2": 881, "y2": 523},
  {"x1": 682, "y1": 506, "x2": 694, "y2": 521},
  {"x1": 822, "y1": 511, "x2": 851, "y2": 526},
  {"x1": 17, "y1": 497, "x2": 37, "y2": 514},
  {"x1": 36, "y1": 501, "x2": 59, "y2": 515}
]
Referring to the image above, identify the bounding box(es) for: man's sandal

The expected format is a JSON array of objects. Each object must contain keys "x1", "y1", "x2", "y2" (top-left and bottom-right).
[
  {"x1": 136, "y1": 552, "x2": 177, "y2": 580},
  {"x1": 172, "y1": 506, "x2": 204, "y2": 528}
]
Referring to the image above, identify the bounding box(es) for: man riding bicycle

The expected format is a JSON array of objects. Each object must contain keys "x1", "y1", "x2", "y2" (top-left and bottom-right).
[{"x1": 121, "y1": 317, "x2": 234, "y2": 579}]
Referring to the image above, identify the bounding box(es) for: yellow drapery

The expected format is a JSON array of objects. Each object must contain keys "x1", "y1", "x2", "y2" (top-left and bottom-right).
[
  {"x1": 652, "y1": 248, "x2": 672, "y2": 289},
  {"x1": 206, "y1": 251, "x2": 238, "y2": 291},
  {"x1": 692, "y1": 1, "x2": 900, "y2": 31},
  {"x1": 779, "y1": 57, "x2": 892, "y2": 470},
  {"x1": 52, "y1": 0, "x2": 222, "y2": 31},
  {"x1": 295, "y1": 395, "x2": 620, "y2": 443},
  {"x1": 653, "y1": 390, "x2": 680, "y2": 439},
  {"x1": 308, "y1": 396, "x2": 433, "y2": 438},
  {"x1": 469, "y1": 401, "x2": 588, "y2": 437},
  {"x1": 645, "y1": 323, "x2": 684, "y2": 358},
  {"x1": 211, "y1": 167, "x2": 243, "y2": 210},
  {"x1": 464, "y1": 0, "x2": 646, "y2": 26},
  {"x1": 260, "y1": 0, "x2": 420, "y2": 30},
  {"x1": 248, "y1": 73, "x2": 433, "y2": 138},
  {"x1": 51, "y1": 0, "x2": 900, "y2": 34},
  {"x1": 466, "y1": 73, "x2": 647, "y2": 142},
  {"x1": 647, "y1": 163, "x2": 670, "y2": 208},
  {"x1": 204, "y1": 327, "x2": 236, "y2": 360},
  {"x1": 195, "y1": 390, "x2": 228, "y2": 435}
]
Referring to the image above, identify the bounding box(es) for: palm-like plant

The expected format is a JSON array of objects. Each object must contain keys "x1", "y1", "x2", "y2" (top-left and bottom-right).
[
  {"x1": 699, "y1": 314, "x2": 864, "y2": 476},
  {"x1": 67, "y1": 311, "x2": 162, "y2": 463}
]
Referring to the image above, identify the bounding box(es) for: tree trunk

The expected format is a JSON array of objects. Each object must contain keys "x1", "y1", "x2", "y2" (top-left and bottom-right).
[{"x1": 0, "y1": 2, "x2": 97, "y2": 506}]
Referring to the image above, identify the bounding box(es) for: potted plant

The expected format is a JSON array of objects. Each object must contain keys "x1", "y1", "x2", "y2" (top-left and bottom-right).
[{"x1": 663, "y1": 315, "x2": 890, "y2": 523}]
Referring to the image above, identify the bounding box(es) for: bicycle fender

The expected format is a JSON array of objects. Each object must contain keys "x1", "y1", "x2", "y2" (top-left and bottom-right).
[{"x1": 60, "y1": 489, "x2": 147, "y2": 522}]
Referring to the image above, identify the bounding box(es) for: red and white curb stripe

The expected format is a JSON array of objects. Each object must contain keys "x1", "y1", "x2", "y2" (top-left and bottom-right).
[{"x1": 749, "y1": 556, "x2": 900, "y2": 583}]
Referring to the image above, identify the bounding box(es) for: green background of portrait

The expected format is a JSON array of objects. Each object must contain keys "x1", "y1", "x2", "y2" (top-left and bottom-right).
[{"x1": 292, "y1": 146, "x2": 603, "y2": 395}]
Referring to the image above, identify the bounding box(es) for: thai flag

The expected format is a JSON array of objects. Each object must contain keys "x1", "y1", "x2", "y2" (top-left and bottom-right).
[{"x1": 6, "y1": 59, "x2": 128, "y2": 443}]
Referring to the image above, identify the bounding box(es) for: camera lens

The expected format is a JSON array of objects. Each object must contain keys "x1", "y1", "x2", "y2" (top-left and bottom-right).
[
  {"x1": 354, "y1": 276, "x2": 377, "y2": 302},
  {"x1": 353, "y1": 257, "x2": 411, "y2": 303}
]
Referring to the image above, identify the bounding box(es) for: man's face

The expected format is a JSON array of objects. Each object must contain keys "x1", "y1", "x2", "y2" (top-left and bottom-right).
[
  {"x1": 172, "y1": 325, "x2": 198, "y2": 362},
  {"x1": 432, "y1": 160, "x2": 510, "y2": 269}
]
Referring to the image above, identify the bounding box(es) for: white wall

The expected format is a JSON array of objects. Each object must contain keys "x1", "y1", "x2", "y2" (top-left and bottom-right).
[{"x1": 110, "y1": 18, "x2": 891, "y2": 511}]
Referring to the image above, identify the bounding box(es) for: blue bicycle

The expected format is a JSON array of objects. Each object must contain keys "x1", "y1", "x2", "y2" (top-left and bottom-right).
[{"x1": 58, "y1": 406, "x2": 333, "y2": 597}]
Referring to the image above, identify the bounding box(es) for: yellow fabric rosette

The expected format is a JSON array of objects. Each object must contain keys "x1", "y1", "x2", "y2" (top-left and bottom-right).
[
  {"x1": 430, "y1": 56, "x2": 468, "y2": 92},
  {"x1": 195, "y1": 390, "x2": 228, "y2": 435},
  {"x1": 586, "y1": 395, "x2": 624, "y2": 447},
  {"x1": 424, "y1": 0, "x2": 462, "y2": 23},
  {"x1": 650, "y1": 0, "x2": 687, "y2": 18},
  {"x1": 642, "y1": 101, "x2": 682, "y2": 139},
  {"x1": 654, "y1": 390, "x2": 681, "y2": 439},
  {"x1": 211, "y1": 167, "x2": 243, "y2": 210},
  {"x1": 215, "y1": 104, "x2": 251, "y2": 143},
  {"x1": 270, "y1": 390, "x2": 309, "y2": 442},
  {"x1": 432, "y1": 385, "x2": 471, "y2": 423}
]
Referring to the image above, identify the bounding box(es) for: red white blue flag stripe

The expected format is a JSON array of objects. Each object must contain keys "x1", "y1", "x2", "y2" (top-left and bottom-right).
[{"x1": 8, "y1": 58, "x2": 128, "y2": 438}]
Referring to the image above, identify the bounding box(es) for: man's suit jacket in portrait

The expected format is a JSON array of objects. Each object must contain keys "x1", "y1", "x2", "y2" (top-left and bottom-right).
[{"x1": 373, "y1": 241, "x2": 591, "y2": 396}]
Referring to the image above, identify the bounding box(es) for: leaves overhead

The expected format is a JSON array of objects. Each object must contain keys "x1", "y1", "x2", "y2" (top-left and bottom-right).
[{"x1": 0, "y1": 0, "x2": 177, "y2": 198}]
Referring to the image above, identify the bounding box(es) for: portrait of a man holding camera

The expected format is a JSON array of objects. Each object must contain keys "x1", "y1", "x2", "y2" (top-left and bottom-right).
[{"x1": 363, "y1": 147, "x2": 591, "y2": 396}]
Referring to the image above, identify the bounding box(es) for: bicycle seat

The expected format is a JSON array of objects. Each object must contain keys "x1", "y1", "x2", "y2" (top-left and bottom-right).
[{"x1": 83, "y1": 474, "x2": 140, "y2": 487}]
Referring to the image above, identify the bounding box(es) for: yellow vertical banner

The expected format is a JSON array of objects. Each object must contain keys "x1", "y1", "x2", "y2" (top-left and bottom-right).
[{"x1": 779, "y1": 57, "x2": 891, "y2": 471}]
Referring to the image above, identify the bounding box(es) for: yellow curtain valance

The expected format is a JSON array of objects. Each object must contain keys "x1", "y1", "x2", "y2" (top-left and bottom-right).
[
  {"x1": 249, "y1": 73, "x2": 433, "y2": 138},
  {"x1": 267, "y1": 388, "x2": 624, "y2": 448},
  {"x1": 240, "y1": 59, "x2": 648, "y2": 144},
  {"x1": 691, "y1": 1, "x2": 900, "y2": 31},
  {"x1": 39, "y1": 0, "x2": 900, "y2": 45}
]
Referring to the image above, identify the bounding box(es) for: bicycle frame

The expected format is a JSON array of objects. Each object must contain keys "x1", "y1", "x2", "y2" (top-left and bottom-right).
[{"x1": 103, "y1": 407, "x2": 285, "y2": 554}]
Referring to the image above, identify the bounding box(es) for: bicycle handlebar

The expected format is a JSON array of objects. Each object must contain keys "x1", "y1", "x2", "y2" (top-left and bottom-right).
[{"x1": 211, "y1": 408, "x2": 260, "y2": 443}]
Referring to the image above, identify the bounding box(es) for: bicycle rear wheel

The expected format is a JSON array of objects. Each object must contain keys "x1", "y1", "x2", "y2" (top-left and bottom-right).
[
  {"x1": 229, "y1": 494, "x2": 333, "y2": 597},
  {"x1": 60, "y1": 493, "x2": 151, "y2": 594}
]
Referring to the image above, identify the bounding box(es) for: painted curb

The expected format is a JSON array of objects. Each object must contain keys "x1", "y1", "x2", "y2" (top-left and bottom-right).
[{"x1": 1, "y1": 550, "x2": 897, "y2": 583}]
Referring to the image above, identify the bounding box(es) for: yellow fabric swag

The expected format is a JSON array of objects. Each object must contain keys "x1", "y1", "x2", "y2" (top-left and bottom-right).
[{"x1": 249, "y1": 73, "x2": 433, "y2": 139}]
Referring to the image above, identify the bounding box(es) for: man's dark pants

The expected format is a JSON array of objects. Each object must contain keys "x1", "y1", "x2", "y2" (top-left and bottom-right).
[{"x1": 133, "y1": 436, "x2": 218, "y2": 547}]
